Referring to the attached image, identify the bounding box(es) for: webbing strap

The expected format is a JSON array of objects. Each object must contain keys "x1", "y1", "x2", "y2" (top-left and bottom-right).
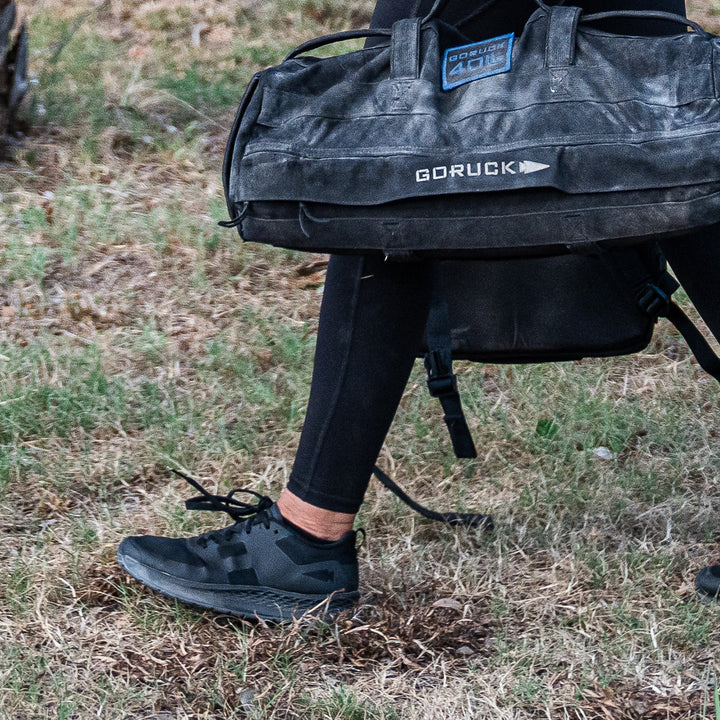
[
  {"x1": 663, "y1": 301, "x2": 720, "y2": 382},
  {"x1": 607, "y1": 245, "x2": 720, "y2": 384},
  {"x1": 424, "y1": 348, "x2": 478, "y2": 458},
  {"x1": 424, "y1": 263, "x2": 477, "y2": 459},
  {"x1": 372, "y1": 465, "x2": 493, "y2": 529},
  {"x1": 390, "y1": 18, "x2": 422, "y2": 80}
]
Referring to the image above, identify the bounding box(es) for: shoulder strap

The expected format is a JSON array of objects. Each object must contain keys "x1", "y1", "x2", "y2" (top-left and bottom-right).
[
  {"x1": 606, "y1": 245, "x2": 720, "y2": 383},
  {"x1": 424, "y1": 262, "x2": 477, "y2": 459},
  {"x1": 650, "y1": 291, "x2": 720, "y2": 382},
  {"x1": 372, "y1": 465, "x2": 493, "y2": 529}
]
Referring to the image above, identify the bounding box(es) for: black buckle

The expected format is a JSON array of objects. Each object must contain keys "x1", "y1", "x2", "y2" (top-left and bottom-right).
[
  {"x1": 427, "y1": 373, "x2": 457, "y2": 397},
  {"x1": 638, "y1": 283, "x2": 670, "y2": 317},
  {"x1": 424, "y1": 349, "x2": 457, "y2": 397}
]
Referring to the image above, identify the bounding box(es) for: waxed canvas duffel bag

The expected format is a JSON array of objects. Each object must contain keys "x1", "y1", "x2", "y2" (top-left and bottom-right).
[{"x1": 222, "y1": 0, "x2": 720, "y2": 258}]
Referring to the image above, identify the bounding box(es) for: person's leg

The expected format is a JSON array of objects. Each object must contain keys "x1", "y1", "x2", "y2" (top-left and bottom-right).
[
  {"x1": 552, "y1": 0, "x2": 720, "y2": 603},
  {"x1": 117, "y1": 252, "x2": 434, "y2": 619},
  {"x1": 665, "y1": 230, "x2": 720, "y2": 601},
  {"x1": 279, "y1": 254, "x2": 434, "y2": 538},
  {"x1": 274, "y1": 0, "x2": 527, "y2": 538},
  {"x1": 660, "y1": 227, "x2": 720, "y2": 344},
  {"x1": 117, "y1": 0, "x2": 441, "y2": 619},
  {"x1": 275, "y1": 0, "x2": 544, "y2": 537}
]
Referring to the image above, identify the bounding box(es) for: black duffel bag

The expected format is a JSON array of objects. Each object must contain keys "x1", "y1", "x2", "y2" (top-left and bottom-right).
[{"x1": 222, "y1": 0, "x2": 720, "y2": 258}]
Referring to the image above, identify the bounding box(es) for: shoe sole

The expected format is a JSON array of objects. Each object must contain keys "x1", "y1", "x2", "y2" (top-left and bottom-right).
[{"x1": 117, "y1": 550, "x2": 358, "y2": 622}]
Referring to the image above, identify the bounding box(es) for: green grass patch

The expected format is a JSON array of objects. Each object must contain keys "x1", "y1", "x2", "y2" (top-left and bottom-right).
[{"x1": 28, "y1": 18, "x2": 118, "y2": 135}]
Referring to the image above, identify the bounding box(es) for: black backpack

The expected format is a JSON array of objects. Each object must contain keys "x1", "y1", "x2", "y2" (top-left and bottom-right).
[
  {"x1": 419, "y1": 245, "x2": 720, "y2": 462},
  {"x1": 221, "y1": 1, "x2": 720, "y2": 525}
]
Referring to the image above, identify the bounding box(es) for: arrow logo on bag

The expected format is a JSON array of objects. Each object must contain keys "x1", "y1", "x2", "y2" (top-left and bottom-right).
[
  {"x1": 416, "y1": 159, "x2": 551, "y2": 183},
  {"x1": 518, "y1": 160, "x2": 550, "y2": 175}
]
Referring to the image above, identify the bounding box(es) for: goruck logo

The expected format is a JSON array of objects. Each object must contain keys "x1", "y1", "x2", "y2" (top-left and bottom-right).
[
  {"x1": 415, "y1": 160, "x2": 550, "y2": 183},
  {"x1": 442, "y1": 33, "x2": 515, "y2": 90}
]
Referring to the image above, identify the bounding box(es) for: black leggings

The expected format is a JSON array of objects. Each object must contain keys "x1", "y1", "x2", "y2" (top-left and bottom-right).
[{"x1": 286, "y1": 0, "x2": 714, "y2": 515}]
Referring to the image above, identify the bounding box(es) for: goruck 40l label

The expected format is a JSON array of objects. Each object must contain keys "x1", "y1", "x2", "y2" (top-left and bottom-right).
[{"x1": 442, "y1": 33, "x2": 514, "y2": 90}]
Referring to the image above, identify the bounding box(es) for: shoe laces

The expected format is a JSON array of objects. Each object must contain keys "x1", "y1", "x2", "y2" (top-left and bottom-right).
[{"x1": 169, "y1": 468, "x2": 275, "y2": 547}]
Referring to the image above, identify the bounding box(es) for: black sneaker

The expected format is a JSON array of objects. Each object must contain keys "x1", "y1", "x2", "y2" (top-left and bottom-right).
[
  {"x1": 117, "y1": 474, "x2": 360, "y2": 622},
  {"x1": 696, "y1": 565, "x2": 720, "y2": 602}
]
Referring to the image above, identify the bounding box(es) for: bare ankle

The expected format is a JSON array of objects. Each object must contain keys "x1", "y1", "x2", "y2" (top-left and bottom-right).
[{"x1": 276, "y1": 489, "x2": 356, "y2": 541}]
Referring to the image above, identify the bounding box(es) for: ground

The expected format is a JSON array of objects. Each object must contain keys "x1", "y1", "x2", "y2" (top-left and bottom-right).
[{"x1": 0, "y1": 1, "x2": 719, "y2": 718}]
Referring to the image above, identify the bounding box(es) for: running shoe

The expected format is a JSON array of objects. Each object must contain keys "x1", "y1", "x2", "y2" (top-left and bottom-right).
[
  {"x1": 696, "y1": 565, "x2": 720, "y2": 602},
  {"x1": 117, "y1": 474, "x2": 360, "y2": 622}
]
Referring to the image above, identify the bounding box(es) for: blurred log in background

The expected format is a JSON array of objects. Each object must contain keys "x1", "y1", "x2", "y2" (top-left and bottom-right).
[{"x1": 0, "y1": 0, "x2": 27, "y2": 148}]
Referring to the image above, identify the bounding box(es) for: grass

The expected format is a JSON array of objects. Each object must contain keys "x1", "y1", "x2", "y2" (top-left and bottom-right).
[{"x1": 1, "y1": 1, "x2": 720, "y2": 718}]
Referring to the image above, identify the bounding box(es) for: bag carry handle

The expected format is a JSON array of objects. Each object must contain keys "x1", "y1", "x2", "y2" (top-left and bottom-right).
[
  {"x1": 534, "y1": 0, "x2": 709, "y2": 37},
  {"x1": 285, "y1": 28, "x2": 391, "y2": 61},
  {"x1": 285, "y1": 2, "x2": 709, "y2": 63},
  {"x1": 580, "y1": 10, "x2": 709, "y2": 36},
  {"x1": 541, "y1": 3, "x2": 710, "y2": 69}
]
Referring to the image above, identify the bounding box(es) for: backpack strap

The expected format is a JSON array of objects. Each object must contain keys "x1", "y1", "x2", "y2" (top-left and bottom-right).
[
  {"x1": 424, "y1": 263, "x2": 478, "y2": 459},
  {"x1": 607, "y1": 245, "x2": 720, "y2": 383},
  {"x1": 638, "y1": 280, "x2": 720, "y2": 382},
  {"x1": 372, "y1": 465, "x2": 493, "y2": 529}
]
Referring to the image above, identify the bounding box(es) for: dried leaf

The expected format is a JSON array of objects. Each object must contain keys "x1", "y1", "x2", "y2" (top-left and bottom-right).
[{"x1": 432, "y1": 598, "x2": 463, "y2": 611}]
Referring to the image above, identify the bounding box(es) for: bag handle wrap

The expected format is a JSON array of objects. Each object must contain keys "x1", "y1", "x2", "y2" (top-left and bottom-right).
[
  {"x1": 545, "y1": 5, "x2": 582, "y2": 68},
  {"x1": 391, "y1": 18, "x2": 422, "y2": 79}
]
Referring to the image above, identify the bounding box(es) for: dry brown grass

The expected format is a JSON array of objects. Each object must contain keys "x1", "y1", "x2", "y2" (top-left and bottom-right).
[{"x1": 1, "y1": 1, "x2": 720, "y2": 718}]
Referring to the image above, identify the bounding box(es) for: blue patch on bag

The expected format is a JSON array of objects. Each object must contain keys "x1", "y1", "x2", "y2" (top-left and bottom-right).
[{"x1": 442, "y1": 33, "x2": 514, "y2": 91}]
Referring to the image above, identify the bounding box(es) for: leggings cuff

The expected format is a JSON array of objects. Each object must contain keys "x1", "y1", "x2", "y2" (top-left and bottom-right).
[{"x1": 286, "y1": 472, "x2": 364, "y2": 514}]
